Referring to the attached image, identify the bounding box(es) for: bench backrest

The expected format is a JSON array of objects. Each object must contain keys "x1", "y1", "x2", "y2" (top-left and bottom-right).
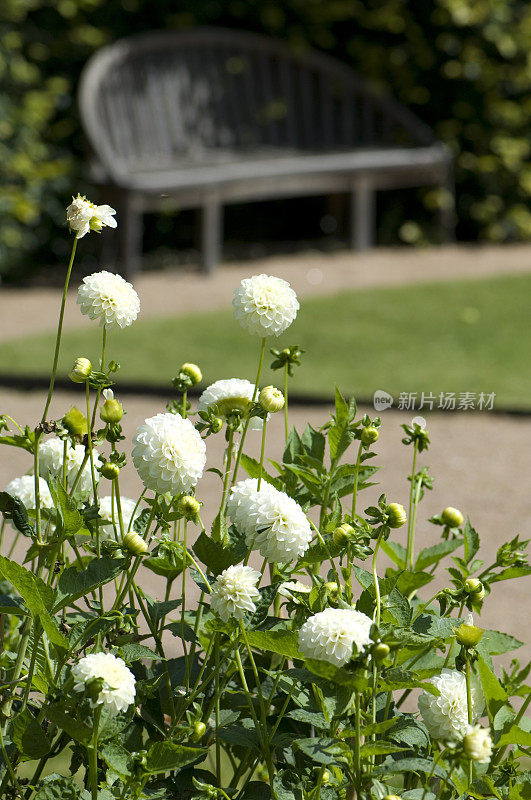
[{"x1": 79, "y1": 27, "x2": 437, "y2": 180}]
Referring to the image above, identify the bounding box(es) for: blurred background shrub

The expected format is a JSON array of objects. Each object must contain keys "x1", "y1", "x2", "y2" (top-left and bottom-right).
[{"x1": 1, "y1": 0, "x2": 530, "y2": 280}]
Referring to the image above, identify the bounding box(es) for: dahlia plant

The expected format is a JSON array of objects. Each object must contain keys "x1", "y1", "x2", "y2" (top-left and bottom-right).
[{"x1": 0, "y1": 202, "x2": 529, "y2": 800}]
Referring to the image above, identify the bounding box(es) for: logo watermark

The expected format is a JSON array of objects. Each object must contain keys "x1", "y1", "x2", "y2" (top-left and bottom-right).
[{"x1": 373, "y1": 391, "x2": 496, "y2": 412}]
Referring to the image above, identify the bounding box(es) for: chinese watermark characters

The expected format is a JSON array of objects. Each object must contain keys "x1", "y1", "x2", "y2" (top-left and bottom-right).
[{"x1": 373, "y1": 390, "x2": 495, "y2": 413}]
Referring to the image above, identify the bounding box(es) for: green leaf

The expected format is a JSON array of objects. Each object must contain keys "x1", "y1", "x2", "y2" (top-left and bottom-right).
[
  {"x1": 496, "y1": 725, "x2": 531, "y2": 748},
  {"x1": 334, "y1": 385, "x2": 350, "y2": 426},
  {"x1": 373, "y1": 757, "x2": 446, "y2": 778},
  {"x1": 294, "y1": 737, "x2": 352, "y2": 766},
  {"x1": 477, "y1": 655, "x2": 507, "y2": 724},
  {"x1": 54, "y1": 557, "x2": 128, "y2": 611},
  {"x1": 381, "y1": 540, "x2": 406, "y2": 568},
  {"x1": 12, "y1": 709, "x2": 51, "y2": 760},
  {"x1": 101, "y1": 742, "x2": 132, "y2": 777},
  {"x1": 463, "y1": 519, "x2": 480, "y2": 564},
  {"x1": 360, "y1": 742, "x2": 408, "y2": 757},
  {"x1": 489, "y1": 566, "x2": 531, "y2": 583},
  {"x1": 48, "y1": 478, "x2": 84, "y2": 538},
  {"x1": 145, "y1": 742, "x2": 206, "y2": 774},
  {"x1": 0, "y1": 491, "x2": 35, "y2": 537},
  {"x1": 394, "y1": 571, "x2": 434, "y2": 597},
  {"x1": 478, "y1": 630, "x2": 523, "y2": 656},
  {"x1": 301, "y1": 424, "x2": 326, "y2": 463},
  {"x1": 245, "y1": 629, "x2": 303, "y2": 660},
  {"x1": 240, "y1": 453, "x2": 283, "y2": 489},
  {"x1": 287, "y1": 709, "x2": 328, "y2": 728},
  {"x1": 0, "y1": 555, "x2": 66, "y2": 649},
  {"x1": 304, "y1": 659, "x2": 369, "y2": 691},
  {"x1": 192, "y1": 531, "x2": 243, "y2": 576},
  {"x1": 210, "y1": 510, "x2": 229, "y2": 546},
  {"x1": 35, "y1": 774, "x2": 81, "y2": 800},
  {"x1": 45, "y1": 705, "x2": 92, "y2": 744},
  {"x1": 378, "y1": 668, "x2": 439, "y2": 694},
  {"x1": 116, "y1": 643, "x2": 161, "y2": 662},
  {"x1": 415, "y1": 539, "x2": 463, "y2": 571},
  {"x1": 144, "y1": 554, "x2": 183, "y2": 580}
]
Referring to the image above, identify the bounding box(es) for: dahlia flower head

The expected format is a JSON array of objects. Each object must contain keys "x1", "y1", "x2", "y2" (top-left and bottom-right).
[
  {"x1": 418, "y1": 668, "x2": 483, "y2": 740},
  {"x1": 39, "y1": 437, "x2": 101, "y2": 499},
  {"x1": 132, "y1": 412, "x2": 206, "y2": 495},
  {"x1": 232, "y1": 274, "x2": 299, "y2": 337},
  {"x1": 3, "y1": 476, "x2": 54, "y2": 527},
  {"x1": 66, "y1": 195, "x2": 117, "y2": 239},
  {"x1": 198, "y1": 378, "x2": 267, "y2": 431},
  {"x1": 77, "y1": 270, "x2": 140, "y2": 329},
  {"x1": 98, "y1": 495, "x2": 142, "y2": 534},
  {"x1": 71, "y1": 652, "x2": 136, "y2": 716},
  {"x1": 227, "y1": 478, "x2": 312, "y2": 563},
  {"x1": 211, "y1": 565, "x2": 261, "y2": 622},
  {"x1": 298, "y1": 608, "x2": 373, "y2": 668},
  {"x1": 463, "y1": 724, "x2": 493, "y2": 763}
]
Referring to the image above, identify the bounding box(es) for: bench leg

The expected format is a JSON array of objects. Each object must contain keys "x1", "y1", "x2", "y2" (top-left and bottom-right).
[
  {"x1": 201, "y1": 198, "x2": 222, "y2": 275},
  {"x1": 119, "y1": 193, "x2": 143, "y2": 280},
  {"x1": 350, "y1": 178, "x2": 375, "y2": 251}
]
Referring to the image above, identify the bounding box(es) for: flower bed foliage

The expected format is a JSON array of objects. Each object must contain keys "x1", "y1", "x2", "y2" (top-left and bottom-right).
[
  {"x1": 2, "y1": 0, "x2": 531, "y2": 277},
  {"x1": 0, "y1": 201, "x2": 529, "y2": 800}
]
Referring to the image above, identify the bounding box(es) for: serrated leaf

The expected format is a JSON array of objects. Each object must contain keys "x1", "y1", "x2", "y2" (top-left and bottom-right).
[
  {"x1": 287, "y1": 708, "x2": 327, "y2": 728},
  {"x1": 373, "y1": 757, "x2": 446, "y2": 777},
  {"x1": 295, "y1": 737, "x2": 352, "y2": 766},
  {"x1": 0, "y1": 491, "x2": 35, "y2": 537},
  {"x1": 145, "y1": 742, "x2": 206, "y2": 774},
  {"x1": 12, "y1": 709, "x2": 51, "y2": 760},
  {"x1": 45, "y1": 705, "x2": 91, "y2": 744},
  {"x1": 48, "y1": 478, "x2": 84, "y2": 538},
  {"x1": 116, "y1": 643, "x2": 161, "y2": 662},
  {"x1": 360, "y1": 742, "x2": 407, "y2": 757},
  {"x1": 101, "y1": 742, "x2": 132, "y2": 777},
  {"x1": 240, "y1": 453, "x2": 283, "y2": 489},
  {"x1": 381, "y1": 540, "x2": 407, "y2": 568},
  {"x1": 463, "y1": 519, "x2": 480, "y2": 564},
  {"x1": 192, "y1": 531, "x2": 243, "y2": 575},
  {"x1": 496, "y1": 725, "x2": 531, "y2": 748},
  {"x1": 54, "y1": 557, "x2": 128, "y2": 611},
  {"x1": 477, "y1": 655, "x2": 507, "y2": 724},
  {"x1": 35, "y1": 774, "x2": 81, "y2": 800},
  {"x1": 415, "y1": 539, "x2": 463, "y2": 571},
  {"x1": 245, "y1": 629, "x2": 303, "y2": 660},
  {"x1": 478, "y1": 630, "x2": 523, "y2": 656}
]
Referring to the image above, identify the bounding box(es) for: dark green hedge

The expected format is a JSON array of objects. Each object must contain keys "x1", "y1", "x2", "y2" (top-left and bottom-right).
[{"x1": 1, "y1": 0, "x2": 530, "y2": 277}]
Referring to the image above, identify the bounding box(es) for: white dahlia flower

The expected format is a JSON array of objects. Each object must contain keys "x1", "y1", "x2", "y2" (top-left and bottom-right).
[
  {"x1": 298, "y1": 608, "x2": 373, "y2": 667},
  {"x1": 232, "y1": 274, "x2": 299, "y2": 337},
  {"x1": 98, "y1": 496, "x2": 142, "y2": 533},
  {"x1": 418, "y1": 668, "x2": 483, "y2": 740},
  {"x1": 77, "y1": 270, "x2": 140, "y2": 329},
  {"x1": 227, "y1": 479, "x2": 312, "y2": 563},
  {"x1": 4, "y1": 475, "x2": 54, "y2": 511},
  {"x1": 211, "y1": 565, "x2": 261, "y2": 622},
  {"x1": 198, "y1": 378, "x2": 266, "y2": 431},
  {"x1": 463, "y1": 724, "x2": 493, "y2": 763},
  {"x1": 66, "y1": 195, "x2": 117, "y2": 239},
  {"x1": 39, "y1": 437, "x2": 100, "y2": 499},
  {"x1": 132, "y1": 413, "x2": 206, "y2": 495},
  {"x1": 71, "y1": 652, "x2": 136, "y2": 716}
]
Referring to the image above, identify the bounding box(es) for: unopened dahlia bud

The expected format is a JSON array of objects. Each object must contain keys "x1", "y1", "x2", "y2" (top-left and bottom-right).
[
  {"x1": 69, "y1": 357, "x2": 92, "y2": 383},
  {"x1": 192, "y1": 721, "x2": 206, "y2": 741},
  {"x1": 211, "y1": 417, "x2": 223, "y2": 433},
  {"x1": 386, "y1": 503, "x2": 407, "y2": 528},
  {"x1": 259, "y1": 386, "x2": 285, "y2": 413},
  {"x1": 62, "y1": 407, "x2": 88, "y2": 437},
  {"x1": 465, "y1": 578, "x2": 484, "y2": 596},
  {"x1": 324, "y1": 581, "x2": 339, "y2": 600},
  {"x1": 442, "y1": 506, "x2": 464, "y2": 528},
  {"x1": 100, "y1": 462, "x2": 120, "y2": 480},
  {"x1": 123, "y1": 531, "x2": 148, "y2": 556},
  {"x1": 181, "y1": 363, "x2": 202, "y2": 385},
  {"x1": 100, "y1": 395, "x2": 124, "y2": 424},
  {"x1": 456, "y1": 623, "x2": 483, "y2": 648},
  {"x1": 383, "y1": 795, "x2": 402, "y2": 800},
  {"x1": 372, "y1": 642, "x2": 390, "y2": 662},
  {"x1": 361, "y1": 426, "x2": 379, "y2": 446},
  {"x1": 177, "y1": 495, "x2": 201, "y2": 518},
  {"x1": 333, "y1": 523, "x2": 355, "y2": 546},
  {"x1": 463, "y1": 724, "x2": 492, "y2": 763},
  {"x1": 321, "y1": 770, "x2": 330, "y2": 784}
]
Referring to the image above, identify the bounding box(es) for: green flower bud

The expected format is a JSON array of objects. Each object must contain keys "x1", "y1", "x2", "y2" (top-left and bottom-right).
[
  {"x1": 333, "y1": 523, "x2": 355, "y2": 546},
  {"x1": 62, "y1": 407, "x2": 88, "y2": 437},
  {"x1": 100, "y1": 462, "x2": 120, "y2": 480},
  {"x1": 456, "y1": 623, "x2": 483, "y2": 648},
  {"x1": 192, "y1": 721, "x2": 206, "y2": 741},
  {"x1": 324, "y1": 581, "x2": 339, "y2": 600},
  {"x1": 100, "y1": 395, "x2": 123, "y2": 424},
  {"x1": 383, "y1": 795, "x2": 402, "y2": 800},
  {"x1": 122, "y1": 531, "x2": 148, "y2": 556},
  {"x1": 464, "y1": 578, "x2": 484, "y2": 595},
  {"x1": 442, "y1": 506, "x2": 464, "y2": 528},
  {"x1": 177, "y1": 495, "x2": 201, "y2": 518},
  {"x1": 321, "y1": 770, "x2": 330, "y2": 785},
  {"x1": 211, "y1": 417, "x2": 223, "y2": 433},
  {"x1": 69, "y1": 357, "x2": 92, "y2": 383},
  {"x1": 386, "y1": 502, "x2": 407, "y2": 528},
  {"x1": 361, "y1": 426, "x2": 379, "y2": 446},
  {"x1": 259, "y1": 385, "x2": 285, "y2": 413},
  {"x1": 372, "y1": 642, "x2": 390, "y2": 663},
  {"x1": 181, "y1": 362, "x2": 202, "y2": 385}
]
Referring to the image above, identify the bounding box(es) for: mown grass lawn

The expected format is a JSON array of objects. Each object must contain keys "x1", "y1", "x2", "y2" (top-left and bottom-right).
[{"x1": 3, "y1": 272, "x2": 530, "y2": 409}]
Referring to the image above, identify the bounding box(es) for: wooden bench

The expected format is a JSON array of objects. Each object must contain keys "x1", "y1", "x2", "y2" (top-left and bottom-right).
[{"x1": 79, "y1": 27, "x2": 454, "y2": 277}]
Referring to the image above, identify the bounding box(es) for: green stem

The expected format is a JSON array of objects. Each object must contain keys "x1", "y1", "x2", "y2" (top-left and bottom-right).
[
  {"x1": 182, "y1": 389, "x2": 187, "y2": 419},
  {"x1": 215, "y1": 634, "x2": 221, "y2": 787},
  {"x1": 41, "y1": 237, "x2": 78, "y2": 424},
  {"x1": 0, "y1": 723, "x2": 24, "y2": 800},
  {"x1": 257, "y1": 418, "x2": 267, "y2": 491},
  {"x1": 351, "y1": 441, "x2": 364, "y2": 519},
  {"x1": 89, "y1": 705, "x2": 102, "y2": 800},
  {"x1": 220, "y1": 428, "x2": 234, "y2": 515},
  {"x1": 354, "y1": 691, "x2": 362, "y2": 797},
  {"x1": 372, "y1": 529, "x2": 384, "y2": 628},
  {"x1": 231, "y1": 337, "x2": 266, "y2": 486},
  {"x1": 406, "y1": 441, "x2": 419, "y2": 571},
  {"x1": 283, "y1": 362, "x2": 289, "y2": 442},
  {"x1": 465, "y1": 657, "x2": 474, "y2": 786},
  {"x1": 182, "y1": 519, "x2": 189, "y2": 691}
]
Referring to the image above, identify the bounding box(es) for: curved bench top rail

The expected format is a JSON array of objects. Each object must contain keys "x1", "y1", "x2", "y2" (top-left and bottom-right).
[{"x1": 79, "y1": 27, "x2": 441, "y2": 184}]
